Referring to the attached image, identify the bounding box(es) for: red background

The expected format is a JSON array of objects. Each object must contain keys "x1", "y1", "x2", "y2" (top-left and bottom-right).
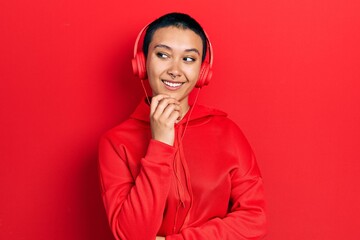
[{"x1": 1, "y1": 0, "x2": 359, "y2": 239}]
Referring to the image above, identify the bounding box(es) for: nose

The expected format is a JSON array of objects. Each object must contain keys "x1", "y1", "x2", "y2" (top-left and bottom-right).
[
  {"x1": 167, "y1": 60, "x2": 182, "y2": 79},
  {"x1": 168, "y1": 71, "x2": 180, "y2": 79}
]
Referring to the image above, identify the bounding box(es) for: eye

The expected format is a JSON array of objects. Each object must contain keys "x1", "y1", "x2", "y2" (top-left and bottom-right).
[
  {"x1": 183, "y1": 57, "x2": 196, "y2": 62},
  {"x1": 156, "y1": 52, "x2": 169, "y2": 59}
]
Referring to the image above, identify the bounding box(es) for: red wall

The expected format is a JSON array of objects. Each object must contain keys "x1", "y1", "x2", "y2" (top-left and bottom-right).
[{"x1": 1, "y1": 0, "x2": 359, "y2": 239}]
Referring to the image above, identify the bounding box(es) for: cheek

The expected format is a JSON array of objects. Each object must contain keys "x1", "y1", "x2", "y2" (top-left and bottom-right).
[
  {"x1": 146, "y1": 58, "x2": 165, "y2": 80},
  {"x1": 186, "y1": 65, "x2": 201, "y2": 82}
]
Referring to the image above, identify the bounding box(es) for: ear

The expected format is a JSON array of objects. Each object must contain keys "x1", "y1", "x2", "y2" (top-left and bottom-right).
[
  {"x1": 195, "y1": 62, "x2": 212, "y2": 88},
  {"x1": 132, "y1": 52, "x2": 147, "y2": 80}
]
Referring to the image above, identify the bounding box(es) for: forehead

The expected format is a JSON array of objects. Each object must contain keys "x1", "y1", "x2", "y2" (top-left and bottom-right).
[{"x1": 150, "y1": 26, "x2": 203, "y2": 51}]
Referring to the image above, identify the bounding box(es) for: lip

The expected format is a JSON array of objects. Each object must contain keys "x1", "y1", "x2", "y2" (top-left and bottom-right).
[{"x1": 162, "y1": 80, "x2": 185, "y2": 90}]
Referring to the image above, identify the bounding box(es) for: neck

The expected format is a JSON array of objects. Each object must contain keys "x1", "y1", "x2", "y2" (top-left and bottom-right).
[{"x1": 179, "y1": 98, "x2": 190, "y2": 120}]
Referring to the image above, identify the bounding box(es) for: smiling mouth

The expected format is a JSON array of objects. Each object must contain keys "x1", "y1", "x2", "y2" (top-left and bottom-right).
[{"x1": 162, "y1": 80, "x2": 185, "y2": 88}]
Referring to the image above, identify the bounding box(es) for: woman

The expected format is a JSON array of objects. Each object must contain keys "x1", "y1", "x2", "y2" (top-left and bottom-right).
[{"x1": 99, "y1": 12, "x2": 266, "y2": 240}]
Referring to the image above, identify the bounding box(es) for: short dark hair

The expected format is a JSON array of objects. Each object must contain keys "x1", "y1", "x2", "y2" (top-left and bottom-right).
[{"x1": 142, "y1": 12, "x2": 208, "y2": 62}]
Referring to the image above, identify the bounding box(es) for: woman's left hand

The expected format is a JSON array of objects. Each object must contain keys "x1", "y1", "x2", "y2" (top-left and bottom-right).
[{"x1": 156, "y1": 236, "x2": 165, "y2": 240}]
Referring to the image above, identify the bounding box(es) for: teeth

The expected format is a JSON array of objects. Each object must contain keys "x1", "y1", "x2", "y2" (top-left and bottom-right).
[{"x1": 163, "y1": 80, "x2": 182, "y2": 87}]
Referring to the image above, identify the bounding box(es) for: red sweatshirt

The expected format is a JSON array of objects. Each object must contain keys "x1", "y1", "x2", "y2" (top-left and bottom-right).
[{"x1": 98, "y1": 100, "x2": 267, "y2": 240}]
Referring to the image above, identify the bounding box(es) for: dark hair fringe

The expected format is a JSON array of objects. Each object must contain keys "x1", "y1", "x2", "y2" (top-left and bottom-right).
[{"x1": 142, "y1": 12, "x2": 208, "y2": 62}]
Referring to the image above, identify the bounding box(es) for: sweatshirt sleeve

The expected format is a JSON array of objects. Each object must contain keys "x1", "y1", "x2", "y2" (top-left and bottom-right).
[
  {"x1": 166, "y1": 153, "x2": 266, "y2": 240},
  {"x1": 98, "y1": 135, "x2": 175, "y2": 240}
]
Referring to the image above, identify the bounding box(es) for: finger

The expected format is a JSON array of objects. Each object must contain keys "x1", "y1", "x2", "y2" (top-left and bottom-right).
[
  {"x1": 168, "y1": 110, "x2": 181, "y2": 124},
  {"x1": 161, "y1": 103, "x2": 181, "y2": 120},
  {"x1": 150, "y1": 94, "x2": 169, "y2": 115},
  {"x1": 153, "y1": 98, "x2": 180, "y2": 118}
]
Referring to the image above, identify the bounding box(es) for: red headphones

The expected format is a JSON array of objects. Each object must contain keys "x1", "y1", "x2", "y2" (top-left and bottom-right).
[{"x1": 132, "y1": 24, "x2": 213, "y2": 88}]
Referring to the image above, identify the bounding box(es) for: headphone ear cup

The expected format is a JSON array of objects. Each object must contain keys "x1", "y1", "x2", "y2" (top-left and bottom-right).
[
  {"x1": 196, "y1": 62, "x2": 212, "y2": 88},
  {"x1": 132, "y1": 52, "x2": 147, "y2": 80}
]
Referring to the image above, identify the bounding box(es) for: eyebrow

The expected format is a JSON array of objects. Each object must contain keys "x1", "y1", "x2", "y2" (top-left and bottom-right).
[{"x1": 154, "y1": 44, "x2": 200, "y2": 56}]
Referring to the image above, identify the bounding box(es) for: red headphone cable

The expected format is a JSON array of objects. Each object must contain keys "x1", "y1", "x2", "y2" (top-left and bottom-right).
[
  {"x1": 141, "y1": 79, "x2": 151, "y2": 106},
  {"x1": 180, "y1": 88, "x2": 201, "y2": 142}
]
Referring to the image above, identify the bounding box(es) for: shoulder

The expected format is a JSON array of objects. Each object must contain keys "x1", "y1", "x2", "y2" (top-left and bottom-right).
[
  {"x1": 200, "y1": 105, "x2": 246, "y2": 135},
  {"x1": 194, "y1": 104, "x2": 252, "y2": 148},
  {"x1": 194, "y1": 106, "x2": 257, "y2": 174},
  {"x1": 100, "y1": 117, "x2": 150, "y2": 146},
  {"x1": 206, "y1": 106, "x2": 253, "y2": 150},
  {"x1": 217, "y1": 116, "x2": 252, "y2": 150}
]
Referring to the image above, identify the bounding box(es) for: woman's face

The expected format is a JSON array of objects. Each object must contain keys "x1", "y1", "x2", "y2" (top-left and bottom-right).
[{"x1": 146, "y1": 26, "x2": 203, "y2": 107}]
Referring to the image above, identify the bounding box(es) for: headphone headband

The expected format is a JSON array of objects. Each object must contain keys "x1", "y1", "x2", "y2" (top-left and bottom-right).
[{"x1": 133, "y1": 24, "x2": 149, "y2": 58}]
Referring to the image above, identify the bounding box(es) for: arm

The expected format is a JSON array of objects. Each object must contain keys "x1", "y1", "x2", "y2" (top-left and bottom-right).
[
  {"x1": 166, "y1": 153, "x2": 266, "y2": 240},
  {"x1": 99, "y1": 137, "x2": 175, "y2": 240},
  {"x1": 99, "y1": 95, "x2": 182, "y2": 240}
]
